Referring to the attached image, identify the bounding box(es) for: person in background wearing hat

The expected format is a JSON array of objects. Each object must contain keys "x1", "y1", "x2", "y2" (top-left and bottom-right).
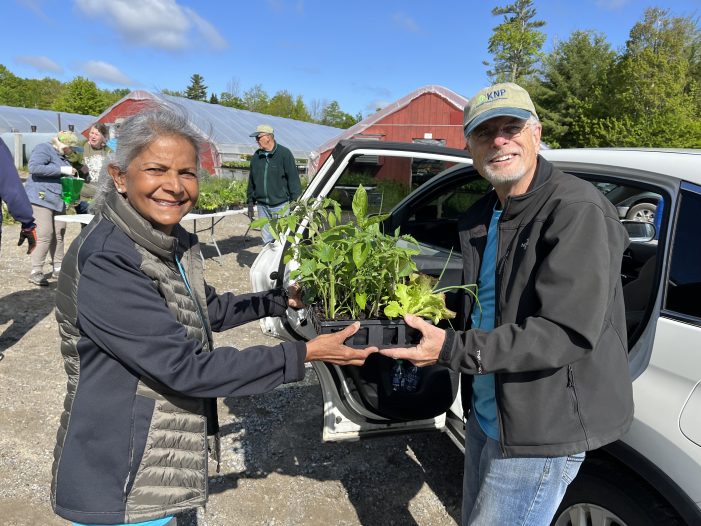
[
  {"x1": 246, "y1": 124, "x2": 301, "y2": 244},
  {"x1": 0, "y1": 140, "x2": 36, "y2": 256},
  {"x1": 23, "y1": 130, "x2": 82, "y2": 286},
  {"x1": 381, "y1": 82, "x2": 633, "y2": 525}
]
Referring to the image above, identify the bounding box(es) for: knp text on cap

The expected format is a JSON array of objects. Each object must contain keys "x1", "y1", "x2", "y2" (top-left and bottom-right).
[{"x1": 463, "y1": 83, "x2": 538, "y2": 138}]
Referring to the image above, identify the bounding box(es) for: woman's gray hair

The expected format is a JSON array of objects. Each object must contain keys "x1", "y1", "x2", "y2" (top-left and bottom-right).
[{"x1": 92, "y1": 103, "x2": 206, "y2": 212}]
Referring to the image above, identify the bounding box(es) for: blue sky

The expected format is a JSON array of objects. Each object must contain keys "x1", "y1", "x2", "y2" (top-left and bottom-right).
[{"x1": 2, "y1": 0, "x2": 699, "y2": 117}]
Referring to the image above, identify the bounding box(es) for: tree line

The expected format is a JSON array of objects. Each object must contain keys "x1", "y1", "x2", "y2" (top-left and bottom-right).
[
  {"x1": 486, "y1": 2, "x2": 700, "y2": 148},
  {"x1": 165, "y1": 74, "x2": 362, "y2": 129},
  {"x1": 0, "y1": 66, "x2": 362, "y2": 129},
  {"x1": 1, "y1": 3, "x2": 699, "y2": 144},
  {"x1": 0, "y1": 65, "x2": 130, "y2": 117}
]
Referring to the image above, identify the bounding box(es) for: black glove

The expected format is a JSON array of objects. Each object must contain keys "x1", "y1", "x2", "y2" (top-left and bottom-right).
[
  {"x1": 18, "y1": 225, "x2": 37, "y2": 255},
  {"x1": 247, "y1": 203, "x2": 255, "y2": 219},
  {"x1": 75, "y1": 200, "x2": 90, "y2": 214}
]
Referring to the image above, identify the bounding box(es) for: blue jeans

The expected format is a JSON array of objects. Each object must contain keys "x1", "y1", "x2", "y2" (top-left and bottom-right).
[
  {"x1": 257, "y1": 202, "x2": 289, "y2": 244},
  {"x1": 462, "y1": 415, "x2": 584, "y2": 525}
]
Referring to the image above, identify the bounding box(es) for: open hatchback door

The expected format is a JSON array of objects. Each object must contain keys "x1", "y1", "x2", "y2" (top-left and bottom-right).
[{"x1": 250, "y1": 140, "x2": 477, "y2": 442}]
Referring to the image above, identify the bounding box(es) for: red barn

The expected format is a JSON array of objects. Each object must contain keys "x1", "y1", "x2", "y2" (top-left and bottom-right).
[{"x1": 309, "y1": 85, "x2": 468, "y2": 175}]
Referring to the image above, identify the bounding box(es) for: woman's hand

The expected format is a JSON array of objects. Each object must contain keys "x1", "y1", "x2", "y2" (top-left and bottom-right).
[
  {"x1": 287, "y1": 283, "x2": 305, "y2": 309},
  {"x1": 305, "y1": 322, "x2": 378, "y2": 366}
]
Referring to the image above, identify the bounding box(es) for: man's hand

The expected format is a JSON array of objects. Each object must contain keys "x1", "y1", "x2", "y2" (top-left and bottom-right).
[
  {"x1": 306, "y1": 321, "x2": 378, "y2": 366},
  {"x1": 18, "y1": 225, "x2": 37, "y2": 255},
  {"x1": 247, "y1": 203, "x2": 255, "y2": 219},
  {"x1": 379, "y1": 314, "x2": 446, "y2": 367}
]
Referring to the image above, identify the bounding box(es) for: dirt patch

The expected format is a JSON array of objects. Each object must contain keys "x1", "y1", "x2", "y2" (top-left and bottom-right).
[{"x1": 0, "y1": 215, "x2": 462, "y2": 525}]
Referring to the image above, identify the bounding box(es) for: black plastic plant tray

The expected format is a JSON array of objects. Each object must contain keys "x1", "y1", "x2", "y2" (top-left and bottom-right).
[{"x1": 312, "y1": 318, "x2": 422, "y2": 349}]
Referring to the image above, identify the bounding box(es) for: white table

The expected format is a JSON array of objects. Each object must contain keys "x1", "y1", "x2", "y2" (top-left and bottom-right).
[
  {"x1": 54, "y1": 208, "x2": 247, "y2": 261},
  {"x1": 182, "y1": 209, "x2": 247, "y2": 260}
]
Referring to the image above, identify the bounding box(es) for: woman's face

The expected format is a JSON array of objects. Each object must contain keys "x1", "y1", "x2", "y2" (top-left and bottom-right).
[
  {"x1": 87, "y1": 126, "x2": 105, "y2": 148},
  {"x1": 109, "y1": 135, "x2": 199, "y2": 235}
]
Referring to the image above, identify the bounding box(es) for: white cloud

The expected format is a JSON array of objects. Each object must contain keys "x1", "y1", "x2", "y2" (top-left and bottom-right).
[
  {"x1": 265, "y1": 0, "x2": 304, "y2": 15},
  {"x1": 17, "y1": 0, "x2": 51, "y2": 22},
  {"x1": 595, "y1": 0, "x2": 631, "y2": 10},
  {"x1": 75, "y1": 0, "x2": 228, "y2": 51},
  {"x1": 365, "y1": 99, "x2": 391, "y2": 115},
  {"x1": 187, "y1": 8, "x2": 228, "y2": 50},
  {"x1": 393, "y1": 12, "x2": 422, "y2": 34},
  {"x1": 81, "y1": 60, "x2": 134, "y2": 85},
  {"x1": 266, "y1": 0, "x2": 285, "y2": 13},
  {"x1": 15, "y1": 55, "x2": 63, "y2": 73}
]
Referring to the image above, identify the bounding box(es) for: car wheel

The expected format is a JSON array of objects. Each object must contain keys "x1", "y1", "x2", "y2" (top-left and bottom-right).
[
  {"x1": 551, "y1": 457, "x2": 683, "y2": 526},
  {"x1": 626, "y1": 202, "x2": 656, "y2": 222}
]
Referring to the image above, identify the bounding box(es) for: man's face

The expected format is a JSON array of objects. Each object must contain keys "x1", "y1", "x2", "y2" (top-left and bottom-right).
[
  {"x1": 465, "y1": 116, "x2": 541, "y2": 188},
  {"x1": 256, "y1": 133, "x2": 274, "y2": 151}
]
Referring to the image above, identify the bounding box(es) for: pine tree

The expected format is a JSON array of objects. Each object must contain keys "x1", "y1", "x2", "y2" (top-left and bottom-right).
[
  {"x1": 185, "y1": 74, "x2": 207, "y2": 101},
  {"x1": 484, "y1": 0, "x2": 546, "y2": 83}
]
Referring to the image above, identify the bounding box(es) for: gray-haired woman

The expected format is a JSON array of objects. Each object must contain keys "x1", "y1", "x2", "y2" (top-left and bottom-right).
[{"x1": 51, "y1": 105, "x2": 376, "y2": 526}]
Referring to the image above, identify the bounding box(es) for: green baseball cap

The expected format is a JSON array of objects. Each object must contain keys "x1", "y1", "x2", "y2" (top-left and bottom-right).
[{"x1": 463, "y1": 82, "x2": 538, "y2": 138}]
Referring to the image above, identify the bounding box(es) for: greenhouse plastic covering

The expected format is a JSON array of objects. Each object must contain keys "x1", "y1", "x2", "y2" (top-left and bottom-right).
[
  {"x1": 0, "y1": 105, "x2": 95, "y2": 134},
  {"x1": 96, "y1": 91, "x2": 343, "y2": 160}
]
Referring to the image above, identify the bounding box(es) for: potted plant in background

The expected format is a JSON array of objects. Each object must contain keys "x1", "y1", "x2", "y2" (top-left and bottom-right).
[{"x1": 193, "y1": 177, "x2": 248, "y2": 213}]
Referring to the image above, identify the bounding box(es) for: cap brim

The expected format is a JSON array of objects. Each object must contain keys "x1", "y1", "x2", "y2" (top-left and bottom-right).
[
  {"x1": 249, "y1": 132, "x2": 260, "y2": 137},
  {"x1": 464, "y1": 108, "x2": 533, "y2": 137}
]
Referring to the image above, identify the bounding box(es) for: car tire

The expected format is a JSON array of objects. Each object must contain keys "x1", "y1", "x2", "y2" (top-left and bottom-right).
[
  {"x1": 626, "y1": 202, "x2": 656, "y2": 222},
  {"x1": 551, "y1": 457, "x2": 683, "y2": 526}
]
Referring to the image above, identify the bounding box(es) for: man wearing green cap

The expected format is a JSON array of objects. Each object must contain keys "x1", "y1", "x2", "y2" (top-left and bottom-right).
[
  {"x1": 381, "y1": 83, "x2": 633, "y2": 524},
  {"x1": 246, "y1": 124, "x2": 302, "y2": 244}
]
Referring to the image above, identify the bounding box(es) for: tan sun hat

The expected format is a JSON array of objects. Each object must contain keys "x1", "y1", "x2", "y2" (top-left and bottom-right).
[{"x1": 249, "y1": 124, "x2": 274, "y2": 137}]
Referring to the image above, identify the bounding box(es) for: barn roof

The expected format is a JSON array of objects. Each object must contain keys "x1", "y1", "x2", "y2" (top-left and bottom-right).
[
  {"x1": 94, "y1": 90, "x2": 342, "y2": 159},
  {"x1": 0, "y1": 105, "x2": 95, "y2": 134},
  {"x1": 309, "y1": 85, "x2": 469, "y2": 168}
]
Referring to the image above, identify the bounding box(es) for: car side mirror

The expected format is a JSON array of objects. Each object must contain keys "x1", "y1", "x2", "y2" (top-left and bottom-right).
[{"x1": 621, "y1": 220, "x2": 656, "y2": 242}]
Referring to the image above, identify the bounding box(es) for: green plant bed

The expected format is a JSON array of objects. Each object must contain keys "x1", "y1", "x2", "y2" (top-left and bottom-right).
[{"x1": 195, "y1": 177, "x2": 248, "y2": 212}]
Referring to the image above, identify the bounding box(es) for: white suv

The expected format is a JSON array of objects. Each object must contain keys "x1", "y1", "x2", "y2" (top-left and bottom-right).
[{"x1": 251, "y1": 141, "x2": 701, "y2": 525}]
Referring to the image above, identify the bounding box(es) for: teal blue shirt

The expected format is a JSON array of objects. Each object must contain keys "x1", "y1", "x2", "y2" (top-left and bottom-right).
[
  {"x1": 74, "y1": 518, "x2": 173, "y2": 526},
  {"x1": 471, "y1": 206, "x2": 502, "y2": 440}
]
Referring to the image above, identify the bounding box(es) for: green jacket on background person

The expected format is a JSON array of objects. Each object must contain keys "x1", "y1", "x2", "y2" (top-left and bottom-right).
[{"x1": 246, "y1": 143, "x2": 301, "y2": 207}]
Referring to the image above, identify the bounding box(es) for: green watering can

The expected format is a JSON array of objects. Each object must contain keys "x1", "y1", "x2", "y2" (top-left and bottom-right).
[{"x1": 61, "y1": 176, "x2": 84, "y2": 205}]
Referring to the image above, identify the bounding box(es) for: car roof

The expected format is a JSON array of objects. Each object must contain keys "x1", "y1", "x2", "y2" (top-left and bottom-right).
[
  {"x1": 327, "y1": 141, "x2": 701, "y2": 186},
  {"x1": 333, "y1": 139, "x2": 471, "y2": 159},
  {"x1": 541, "y1": 148, "x2": 701, "y2": 185}
]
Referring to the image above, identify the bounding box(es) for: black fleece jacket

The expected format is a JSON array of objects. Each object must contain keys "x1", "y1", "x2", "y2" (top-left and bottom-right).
[{"x1": 438, "y1": 156, "x2": 634, "y2": 457}]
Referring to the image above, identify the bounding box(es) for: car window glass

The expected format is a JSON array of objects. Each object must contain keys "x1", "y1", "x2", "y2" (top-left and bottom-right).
[
  {"x1": 592, "y1": 181, "x2": 662, "y2": 225},
  {"x1": 330, "y1": 154, "x2": 459, "y2": 218},
  {"x1": 665, "y1": 188, "x2": 701, "y2": 320},
  {"x1": 397, "y1": 176, "x2": 490, "y2": 252}
]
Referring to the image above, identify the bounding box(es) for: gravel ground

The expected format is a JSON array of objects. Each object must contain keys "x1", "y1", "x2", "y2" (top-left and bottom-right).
[{"x1": 0, "y1": 214, "x2": 463, "y2": 526}]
